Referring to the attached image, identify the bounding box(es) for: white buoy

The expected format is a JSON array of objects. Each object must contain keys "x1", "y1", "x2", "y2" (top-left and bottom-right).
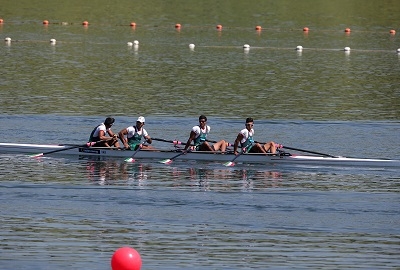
[
  {"x1": 189, "y1": 44, "x2": 195, "y2": 49},
  {"x1": 296, "y1": 45, "x2": 303, "y2": 51},
  {"x1": 50, "y1": 39, "x2": 56, "y2": 45},
  {"x1": 344, "y1": 47, "x2": 351, "y2": 51},
  {"x1": 243, "y1": 44, "x2": 250, "y2": 49},
  {"x1": 133, "y1": 40, "x2": 139, "y2": 45},
  {"x1": 5, "y1": 37, "x2": 11, "y2": 42},
  {"x1": 397, "y1": 48, "x2": 400, "y2": 53},
  {"x1": 127, "y1": 42, "x2": 133, "y2": 46}
]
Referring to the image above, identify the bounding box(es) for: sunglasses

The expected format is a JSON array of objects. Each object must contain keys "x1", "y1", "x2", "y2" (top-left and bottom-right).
[
  {"x1": 246, "y1": 123, "x2": 254, "y2": 127},
  {"x1": 199, "y1": 120, "x2": 207, "y2": 123}
]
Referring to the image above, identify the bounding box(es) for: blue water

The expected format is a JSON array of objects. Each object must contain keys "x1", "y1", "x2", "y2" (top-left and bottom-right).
[
  {"x1": 1, "y1": 115, "x2": 400, "y2": 269},
  {"x1": 1, "y1": 1, "x2": 400, "y2": 267},
  {"x1": 1, "y1": 177, "x2": 399, "y2": 269}
]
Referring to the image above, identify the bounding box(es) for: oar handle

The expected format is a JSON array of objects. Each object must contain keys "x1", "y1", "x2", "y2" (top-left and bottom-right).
[{"x1": 152, "y1": 137, "x2": 184, "y2": 145}]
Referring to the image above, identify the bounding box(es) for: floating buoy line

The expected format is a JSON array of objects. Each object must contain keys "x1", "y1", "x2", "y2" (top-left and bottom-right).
[
  {"x1": 1, "y1": 19, "x2": 398, "y2": 54},
  {"x1": 3, "y1": 36, "x2": 399, "y2": 55},
  {"x1": 0, "y1": 18, "x2": 397, "y2": 34}
]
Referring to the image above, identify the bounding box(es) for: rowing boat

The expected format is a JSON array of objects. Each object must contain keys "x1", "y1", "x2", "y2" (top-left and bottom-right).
[{"x1": 1, "y1": 142, "x2": 399, "y2": 168}]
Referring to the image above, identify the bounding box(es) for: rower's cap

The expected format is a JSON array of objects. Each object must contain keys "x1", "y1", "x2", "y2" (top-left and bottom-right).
[{"x1": 137, "y1": 116, "x2": 145, "y2": 123}]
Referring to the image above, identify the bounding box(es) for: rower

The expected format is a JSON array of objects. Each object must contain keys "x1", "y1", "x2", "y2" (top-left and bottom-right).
[
  {"x1": 118, "y1": 116, "x2": 154, "y2": 150},
  {"x1": 88, "y1": 117, "x2": 120, "y2": 148},
  {"x1": 233, "y1": 117, "x2": 277, "y2": 155},
  {"x1": 183, "y1": 115, "x2": 229, "y2": 152}
]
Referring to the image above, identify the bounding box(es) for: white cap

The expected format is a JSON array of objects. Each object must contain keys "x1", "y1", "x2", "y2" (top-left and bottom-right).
[{"x1": 137, "y1": 116, "x2": 145, "y2": 123}]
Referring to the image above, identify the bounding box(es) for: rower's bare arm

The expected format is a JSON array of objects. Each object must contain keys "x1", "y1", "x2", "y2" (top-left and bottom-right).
[
  {"x1": 234, "y1": 133, "x2": 243, "y2": 154},
  {"x1": 145, "y1": 135, "x2": 152, "y2": 144},
  {"x1": 99, "y1": 130, "x2": 110, "y2": 141},
  {"x1": 184, "y1": 131, "x2": 196, "y2": 150},
  {"x1": 118, "y1": 129, "x2": 129, "y2": 148}
]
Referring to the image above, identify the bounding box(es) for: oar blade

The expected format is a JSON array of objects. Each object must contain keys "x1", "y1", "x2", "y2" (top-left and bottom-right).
[
  {"x1": 124, "y1": 157, "x2": 136, "y2": 163},
  {"x1": 30, "y1": 153, "x2": 44, "y2": 158},
  {"x1": 160, "y1": 159, "x2": 173, "y2": 165},
  {"x1": 224, "y1": 161, "x2": 235, "y2": 167}
]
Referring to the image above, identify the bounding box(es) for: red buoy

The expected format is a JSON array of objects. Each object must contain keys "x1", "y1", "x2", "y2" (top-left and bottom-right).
[{"x1": 111, "y1": 247, "x2": 142, "y2": 270}]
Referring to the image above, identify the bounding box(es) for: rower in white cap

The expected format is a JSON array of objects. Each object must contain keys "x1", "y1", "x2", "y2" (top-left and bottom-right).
[{"x1": 118, "y1": 116, "x2": 154, "y2": 150}]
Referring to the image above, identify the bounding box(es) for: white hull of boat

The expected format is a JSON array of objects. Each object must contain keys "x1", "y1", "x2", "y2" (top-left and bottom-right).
[{"x1": 1, "y1": 142, "x2": 399, "y2": 168}]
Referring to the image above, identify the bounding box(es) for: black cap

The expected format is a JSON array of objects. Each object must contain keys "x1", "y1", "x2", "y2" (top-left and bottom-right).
[
  {"x1": 104, "y1": 117, "x2": 115, "y2": 126},
  {"x1": 245, "y1": 117, "x2": 254, "y2": 123},
  {"x1": 199, "y1": 115, "x2": 207, "y2": 121}
]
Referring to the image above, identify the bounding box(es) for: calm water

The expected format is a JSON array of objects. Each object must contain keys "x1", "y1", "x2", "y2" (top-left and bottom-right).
[{"x1": 1, "y1": 1, "x2": 400, "y2": 269}]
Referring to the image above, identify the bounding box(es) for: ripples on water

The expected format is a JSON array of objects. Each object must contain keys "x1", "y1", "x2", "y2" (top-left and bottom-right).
[
  {"x1": 1, "y1": 1, "x2": 400, "y2": 268},
  {"x1": 1, "y1": 154, "x2": 399, "y2": 269},
  {"x1": 1, "y1": 26, "x2": 399, "y2": 120}
]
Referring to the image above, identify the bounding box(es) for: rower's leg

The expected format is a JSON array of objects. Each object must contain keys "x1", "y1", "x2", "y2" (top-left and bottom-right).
[
  {"x1": 221, "y1": 140, "x2": 227, "y2": 152},
  {"x1": 263, "y1": 142, "x2": 276, "y2": 154},
  {"x1": 213, "y1": 140, "x2": 227, "y2": 152},
  {"x1": 113, "y1": 140, "x2": 121, "y2": 148},
  {"x1": 250, "y1": 143, "x2": 266, "y2": 153},
  {"x1": 199, "y1": 142, "x2": 213, "y2": 151}
]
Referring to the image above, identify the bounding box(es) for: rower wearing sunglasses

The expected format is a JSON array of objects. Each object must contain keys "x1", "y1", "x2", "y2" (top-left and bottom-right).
[
  {"x1": 183, "y1": 115, "x2": 228, "y2": 152},
  {"x1": 233, "y1": 117, "x2": 276, "y2": 155}
]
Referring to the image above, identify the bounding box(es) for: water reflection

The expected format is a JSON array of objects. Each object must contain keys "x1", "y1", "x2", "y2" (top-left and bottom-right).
[
  {"x1": 82, "y1": 159, "x2": 282, "y2": 191},
  {"x1": 84, "y1": 159, "x2": 149, "y2": 186}
]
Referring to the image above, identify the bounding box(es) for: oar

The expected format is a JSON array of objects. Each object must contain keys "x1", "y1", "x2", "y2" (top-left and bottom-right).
[
  {"x1": 160, "y1": 150, "x2": 190, "y2": 165},
  {"x1": 274, "y1": 143, "x2": 337, "y2": 158},
  {"x1": 224, "y1": 150, "x2": 245, "y2": 167},
  {"x1": 152, "y1": 137, "x2": 184, "y2": 145},
  {"x1": 253, "y1": 141, "x2": 337, "y2": 158},
  {"x1": 30, "y1": 141, "x2": 97, "y2": 158},
  {"x1": 124, "y1": 142, "x2": 144, "y2": 163}
]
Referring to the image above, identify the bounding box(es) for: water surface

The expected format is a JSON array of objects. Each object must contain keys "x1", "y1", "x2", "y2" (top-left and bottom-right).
[{"x1": 1, "y1": 1, "x2": 399, "y2": 269}]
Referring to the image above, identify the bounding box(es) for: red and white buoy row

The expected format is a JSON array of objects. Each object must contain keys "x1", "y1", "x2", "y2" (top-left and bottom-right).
[{"x1": 0, "y1": 19, "x2": 397, "y2": 34}]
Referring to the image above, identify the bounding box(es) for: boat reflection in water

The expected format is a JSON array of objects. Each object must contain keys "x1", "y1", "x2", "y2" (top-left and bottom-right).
[
  {"x1": 82, "y1": 157, "x2": 282, "y2": 190},
  {"x1": 84, "y1": 160, "x2": 149, "y2": 186}
]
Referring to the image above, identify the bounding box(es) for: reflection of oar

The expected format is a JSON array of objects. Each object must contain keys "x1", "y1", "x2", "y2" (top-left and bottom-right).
[
  {"x1": 31, "y1": 142, "x2": 97, "y2": 158},
  {"x1": 124, "y1": 142, "x2": 144, "y2": 163},
  {"x1": 160, "y1": 150, "x2": 190, "y2": 165},
  {"x1": 152, "y1": 137, "x2": 184, "y2": 145}
]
